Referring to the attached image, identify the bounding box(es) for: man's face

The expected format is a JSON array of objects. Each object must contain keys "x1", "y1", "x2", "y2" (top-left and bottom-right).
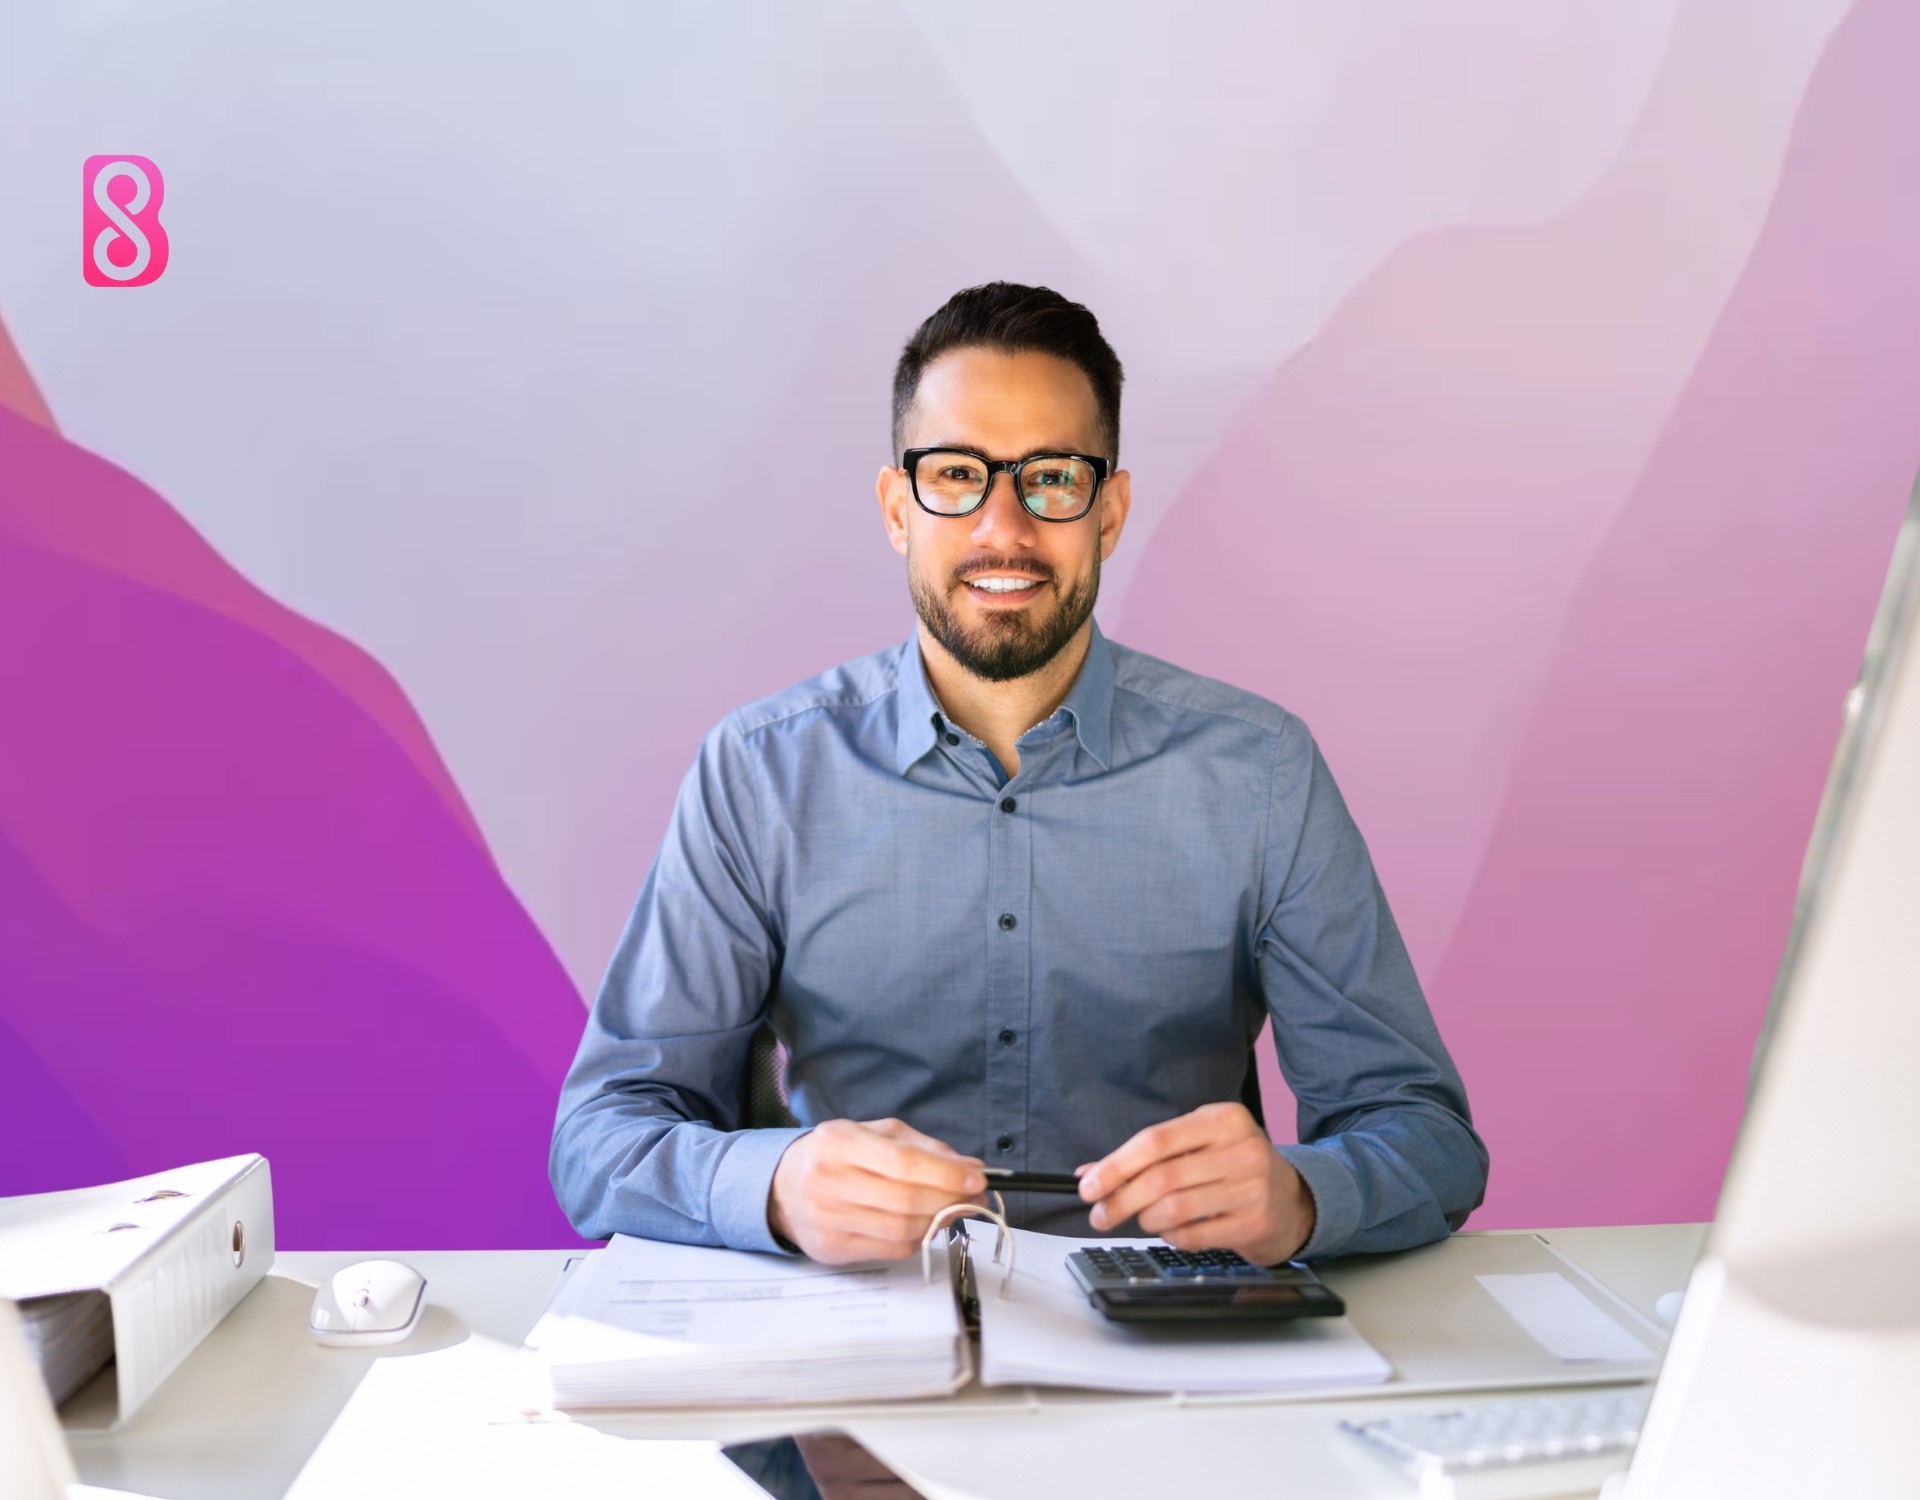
[{"x1": 877, "y1": 347, "x2": 1131, "y2": 682}]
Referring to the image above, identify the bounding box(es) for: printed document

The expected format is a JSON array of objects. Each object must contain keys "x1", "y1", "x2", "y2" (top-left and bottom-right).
[
  {"x1": 524, "y1": 1234, "x2": 965, "y2": 1407},
  {"x1": 965, "y1": 1224, "x2": 1393, "y2": 1394}
]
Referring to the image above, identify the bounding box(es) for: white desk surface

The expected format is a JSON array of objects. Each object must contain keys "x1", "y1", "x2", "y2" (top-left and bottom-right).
[{"x1": 66, "y1": 1224, "x2": 1707, "y2": 1500}]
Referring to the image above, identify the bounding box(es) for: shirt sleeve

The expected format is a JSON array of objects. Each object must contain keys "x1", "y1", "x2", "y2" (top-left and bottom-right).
[
  {"x1": 549, "y1": 718, "x2": 806, "y2": 1252},
  {"x1": 1255, "y1": 716, "x2": 1489, "y2": 1259}
]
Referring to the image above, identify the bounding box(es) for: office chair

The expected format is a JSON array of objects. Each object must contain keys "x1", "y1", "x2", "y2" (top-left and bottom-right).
[{"x1": 742, "y1": 1021, "x2": 800, "y2": 1130}]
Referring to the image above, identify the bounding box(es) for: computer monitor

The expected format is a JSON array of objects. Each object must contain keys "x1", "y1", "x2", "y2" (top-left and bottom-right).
[{"x1": 1620, "y1": 480, "x2": 1920, "y2": 1496}]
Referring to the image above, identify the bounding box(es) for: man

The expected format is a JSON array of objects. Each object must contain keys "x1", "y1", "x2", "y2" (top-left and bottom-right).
[{"x1": 552, "y1": 283, "x2": 1487, "y2": 1267}]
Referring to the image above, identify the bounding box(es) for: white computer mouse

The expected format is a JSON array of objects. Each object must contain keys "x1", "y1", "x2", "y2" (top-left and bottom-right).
[{"x1": 307, "y1": 1259, "x2": 427, "y2": 1347}]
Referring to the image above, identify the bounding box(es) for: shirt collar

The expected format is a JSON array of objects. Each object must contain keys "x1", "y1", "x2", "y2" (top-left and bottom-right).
[
  {"x1": 1052, "y1": 619, "x2": 1115, "y2": 769},
  {"x1": 893, "y1": 636, "x2": 945, "y2": 774},
  {"x1": 891, "y1": 619, "x2": 1115, "y2": 775}
]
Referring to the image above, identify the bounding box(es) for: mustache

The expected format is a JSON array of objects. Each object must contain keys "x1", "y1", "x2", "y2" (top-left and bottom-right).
[{"x1": 952, "y1": 557, "x2": 1056, "y2": 586}]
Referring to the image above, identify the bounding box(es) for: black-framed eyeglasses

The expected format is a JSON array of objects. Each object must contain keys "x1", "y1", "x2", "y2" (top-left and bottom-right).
[{"x1": 901, "y1": 447, "x2": 1110, "y2": 523}]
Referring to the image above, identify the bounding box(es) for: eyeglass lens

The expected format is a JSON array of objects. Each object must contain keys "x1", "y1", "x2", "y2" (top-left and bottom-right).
[{"x1": 913, "y1": 451, "x2": 1098, "y2": 520}]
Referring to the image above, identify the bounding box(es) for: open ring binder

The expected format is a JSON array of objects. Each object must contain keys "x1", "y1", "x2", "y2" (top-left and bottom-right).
[{"x1": 920, "y1": 1191, "x2": 1014, "y2": 1300}]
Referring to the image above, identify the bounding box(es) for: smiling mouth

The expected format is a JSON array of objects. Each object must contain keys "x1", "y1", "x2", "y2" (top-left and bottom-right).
[{"x1": 962, "y1": 574, "x2": 1049, "y2": 600}]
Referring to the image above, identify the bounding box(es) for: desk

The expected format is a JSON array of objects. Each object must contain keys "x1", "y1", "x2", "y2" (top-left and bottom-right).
[{"x1": 67, "y1": 1225, "x2": 1707, "y2": 1500}]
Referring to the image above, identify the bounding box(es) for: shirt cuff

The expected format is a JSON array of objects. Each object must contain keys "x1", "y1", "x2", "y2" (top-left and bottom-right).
[
  {"x1": 709, "y1": 1126, "x2": 812, "y2": 1253},
  {"x1": 1274, "y1": 1142, "x2": 1361, "y2": 1262}
]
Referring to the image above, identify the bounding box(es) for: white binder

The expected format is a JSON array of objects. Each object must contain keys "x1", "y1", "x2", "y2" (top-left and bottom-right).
[
  {"x1": 0, "y1": 1297, "x2": 75, "y2": 1500},
  {"x1": 0, "y1": 1154, "x2": 275, "y2": 1429}
]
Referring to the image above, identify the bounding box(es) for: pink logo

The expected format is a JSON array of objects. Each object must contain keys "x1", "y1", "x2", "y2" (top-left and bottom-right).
[{"x1": 84, "y1": 156, "x2": 169, "y2": 287}]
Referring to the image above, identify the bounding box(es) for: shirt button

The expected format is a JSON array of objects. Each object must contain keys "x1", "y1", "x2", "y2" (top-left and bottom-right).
[
  {"x1": 999, "y1": 797, "x2": 1017, "y2": 814},
  {"x1": 996, "y1": 1135, "x2": 1014, "y2": 1154},
  {"x1": 998, "y1": 912, "x2": 1017, "y2": 931},
  {"x1": 945, "y1": 733, "x2": 961, "y2": 746},
  {"x1": 998, "y1": 1028, "x2": 1016, "y2": 1046}
]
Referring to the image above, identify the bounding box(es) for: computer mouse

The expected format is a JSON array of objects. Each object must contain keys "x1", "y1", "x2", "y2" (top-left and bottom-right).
[{"x1": 307, "y1": 1259, "x2": 427, "y2": 1347}]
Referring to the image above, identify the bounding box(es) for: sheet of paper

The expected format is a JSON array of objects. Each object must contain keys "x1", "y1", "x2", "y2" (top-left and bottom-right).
[
  {"x1": 529, "y1": 1234, "x2": 958, "y2": 1364},
  {"x1": 526, "y1": 1234, "x2": 964, "y2": 1406},
  {"x1": 1476, "y1": 1272, "x2": 1654, "y2": 1361},
  {"x1": 285, "y1": 1330, "x2": 755, "y2": 1499},
  {"x1": 966, "y1": 1225, "x2": 1392, "y2": 1395}
]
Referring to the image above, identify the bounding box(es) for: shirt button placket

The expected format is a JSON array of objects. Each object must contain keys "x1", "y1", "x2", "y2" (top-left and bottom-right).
[{"x1": 984, "y1": 783, "x2": 1031, "y2": 1171}]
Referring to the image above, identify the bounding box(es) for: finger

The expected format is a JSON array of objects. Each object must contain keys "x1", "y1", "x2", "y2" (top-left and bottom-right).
[
  {"x1": 808, "y1": 1228, "x2": 930, "y2": 1265},
  {"x1": 864, "y1": 1117, "x2": 980, "y2": 1163},
  {"x1": 1134, "y1": 1176, "x2": 1264, "y2": 1239},
  {"x1": 1088, "y1": 1144, "x2": 1237, "y2": 1231},
  {"x1": 1077, "y1": 1104, "x2": 1247, "y2": 1202},
  {"x1": 840, "y1": 1128, "x2": 985, "y2": 1196},
  {"x1": 1097, "y1": 1128, "x2": 1280, "y2": 1231},
  {"x1": 815, "y1": 1199, "x2": 944, "y2": 1248},
  {"x1": 834, "y1": 1170, "x2": 988, "y2": 1220},
  {"x1": 1160, "y1": 1214, "x2": 1265, "y2": 1255},
  {"x1": 850, "y1": 1117, "x2": 979, "y2": 1167}
]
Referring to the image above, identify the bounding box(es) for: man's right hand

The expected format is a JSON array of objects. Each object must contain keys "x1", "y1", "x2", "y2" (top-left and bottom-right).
[{"x1": 767, "y1": 1118, "x2": 985, "y2": 1264}]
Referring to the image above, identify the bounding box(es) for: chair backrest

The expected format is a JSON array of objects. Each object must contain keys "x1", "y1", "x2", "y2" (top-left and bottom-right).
[
  {"x1": 1238, "y1": 1047, "x2": 1267, "y2": 1131},
  {"x1": 740, "y1": 1021, "x2": 799, "y2": 1130}
]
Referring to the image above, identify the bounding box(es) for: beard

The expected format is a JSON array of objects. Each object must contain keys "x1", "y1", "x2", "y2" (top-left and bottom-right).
[{"x1": 909, "y1": 549, "x2": 1100, "y2": 683}]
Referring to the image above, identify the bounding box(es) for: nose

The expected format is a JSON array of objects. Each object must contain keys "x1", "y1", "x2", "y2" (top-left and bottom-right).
[{"x1": 969, "y1": 469, "x2": 1041, "y2": 548}]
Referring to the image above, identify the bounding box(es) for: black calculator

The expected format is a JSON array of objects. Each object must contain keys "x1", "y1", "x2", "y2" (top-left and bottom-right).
[{"x1": 1064, "y1": 1245, "x2": 1346, "y2": 1323}]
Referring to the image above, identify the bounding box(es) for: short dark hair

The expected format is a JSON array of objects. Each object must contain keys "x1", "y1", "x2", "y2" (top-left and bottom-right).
[{"x1": 891, "y1": 282, "x2": 1124, "y2": 462}]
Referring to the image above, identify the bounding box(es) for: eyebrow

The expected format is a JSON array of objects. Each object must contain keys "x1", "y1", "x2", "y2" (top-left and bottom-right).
[{"x1": 917, "y1": 442, "x2": 1099, "y2": 461}]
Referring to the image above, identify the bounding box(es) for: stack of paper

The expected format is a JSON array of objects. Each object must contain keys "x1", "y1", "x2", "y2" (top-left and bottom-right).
[
  {"x1": 966, "y1": 1224, "x2": 1394, "y2": 1394},
  {"x1": 524, "y1": 1235, "x2": 966, "y2": 1408},
  {"x1": 15, "y1": 1290, "x2": 115, "y2": 1407}
]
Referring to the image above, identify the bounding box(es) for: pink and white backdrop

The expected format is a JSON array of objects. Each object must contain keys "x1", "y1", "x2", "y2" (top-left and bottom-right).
[{"x1": 2, "y1": 0, "x2": 1915, "y2": 1247}]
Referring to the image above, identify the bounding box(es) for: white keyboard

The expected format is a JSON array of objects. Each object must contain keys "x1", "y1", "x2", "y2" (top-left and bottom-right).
[{"x1": 1340, "y1": 1388, "x2": 1649, "y2": 1500}]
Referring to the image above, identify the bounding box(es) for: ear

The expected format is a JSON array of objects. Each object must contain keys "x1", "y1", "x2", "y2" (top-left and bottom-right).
[
  {"x1": 1096, "y1": 466, "x2": 1132, "y2": 562},
  {"x1": 878, "y1": 463, "x2": 912, "y2": 558}
]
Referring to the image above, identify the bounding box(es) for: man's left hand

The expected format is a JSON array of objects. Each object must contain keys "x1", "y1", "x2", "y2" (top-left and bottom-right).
[{"x1": 1075, "y1": 1102, "x2": 1316, "y2": 1265}]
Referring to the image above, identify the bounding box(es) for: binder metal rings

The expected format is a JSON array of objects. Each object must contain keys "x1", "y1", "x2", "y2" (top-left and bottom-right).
[{"x1": 920, "y1": 1192, "x2": 1015, "y2": 1299}]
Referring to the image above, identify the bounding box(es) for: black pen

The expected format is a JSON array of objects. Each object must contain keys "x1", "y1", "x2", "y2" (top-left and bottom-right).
[{"x1": 981, "y1": 1167, "x2": 1086, "y2": 1196}]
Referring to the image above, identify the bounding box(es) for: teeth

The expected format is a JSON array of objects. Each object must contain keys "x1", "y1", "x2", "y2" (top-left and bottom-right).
[{"x1": 970, "y1": 577, "x2": 1042, "y2": 592}]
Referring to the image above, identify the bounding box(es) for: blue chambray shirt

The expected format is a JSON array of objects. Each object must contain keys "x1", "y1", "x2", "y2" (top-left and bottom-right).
[{"x1": 551, "y1": 621, "x2": 1487, "y2": 1258}]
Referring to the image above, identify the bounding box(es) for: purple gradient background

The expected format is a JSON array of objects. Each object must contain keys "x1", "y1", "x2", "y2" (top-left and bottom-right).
[
  {"x1": 0, "y1": 409, "x2": 585, "y2": 1245},
  {"x1": 0, "y1": 0, "x2": 1914, "y2": 1245},
  {"x1": 1127, "y1": 0, "x2": 1920, "y2": 1223}
]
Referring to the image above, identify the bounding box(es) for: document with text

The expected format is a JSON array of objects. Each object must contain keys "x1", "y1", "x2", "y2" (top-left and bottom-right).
[
  {"x1": 965, "y1": 1224, "x2": 1393, "y2": 1394},
  {"x1": 524, "y1": 1233, "x2": 966, "y2": 1407}
]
